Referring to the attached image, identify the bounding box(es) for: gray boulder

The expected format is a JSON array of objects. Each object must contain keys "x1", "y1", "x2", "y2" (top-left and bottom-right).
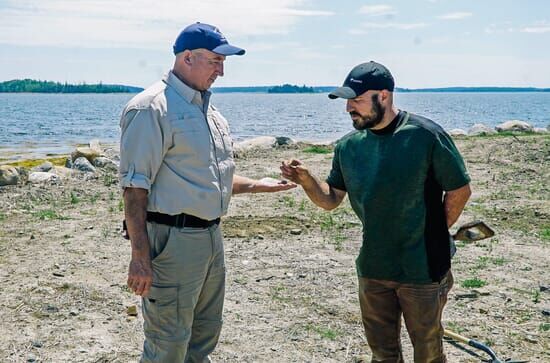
[
  {"x1": 469, "y1": 123, "x2": 496, "y2": 136},
  {"x1": 36, "y1": 161, "x2": 53, "y2": 172},
  {"x1": 449, "y1": 129, "x2": 468, "y2": 137},
  {"x1": 71, "y1": 147, "x2": 101, "y2": 163},
  {"x1": 495, "y1": 120, "x2": 533, "y2": 132},
  {"x1": 73, "y1": 157, "x2": 96, "y2": 173},
  {"x1": 534, "y1": 127, "x2": 548, "y2": 134},
  {"x1": 0, "y1": 165, "x2": 19, "y2": 186},
  {"x1": 275, "y1": 136, "x2": 297, "y2": 146},
  {"x1": 28, "y1": 172, "x2": 59, "y2": 184},
  {"x1": 93, "y1": 156, "x2": 117, "y2": 169}
]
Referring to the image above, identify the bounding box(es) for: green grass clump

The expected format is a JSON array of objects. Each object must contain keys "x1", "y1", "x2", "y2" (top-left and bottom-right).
[
  {"x1": 461, "y1": 277, "x2": 487, "y2": 289},
  {"x1": 7, "y1": 156, "x2": 67, "y2": 169},
  {"x1": 33, "y1": 209, "x2": 69, "y2": 220},
  {"x1": 303, "y1": 145, "x2": 332, "y2": 154}
]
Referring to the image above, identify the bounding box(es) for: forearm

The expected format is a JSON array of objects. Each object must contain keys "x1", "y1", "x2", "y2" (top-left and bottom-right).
[
  {"x1": 444, "y1": 184, "x2": 472, "y2": 227},
  {"x1": 232, "y1": 174, "x2": 258, "y2": 194},
  {"x1": 123, "y1": 188, "x2": 150, "y2": 259},
  {"x1": 301, "y1": 176, "x2": 342, "y2": 210}
]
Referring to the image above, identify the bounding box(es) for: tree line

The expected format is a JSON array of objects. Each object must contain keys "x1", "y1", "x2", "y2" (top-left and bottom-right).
[{"x1": 0, "y1": 79, "x2": 138, "y2": 93}]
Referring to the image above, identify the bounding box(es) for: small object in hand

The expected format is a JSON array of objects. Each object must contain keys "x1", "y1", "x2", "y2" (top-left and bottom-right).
[{"x1": 259, "y1": 177, "x2": 285, "y2": 185}]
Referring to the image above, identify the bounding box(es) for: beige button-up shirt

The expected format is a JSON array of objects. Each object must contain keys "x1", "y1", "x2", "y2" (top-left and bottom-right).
[{"x1": 119, "y1": 71, "x2": 235, "y2": 220}]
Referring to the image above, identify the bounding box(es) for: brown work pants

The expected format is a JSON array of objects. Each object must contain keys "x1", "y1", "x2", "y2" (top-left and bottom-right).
[{"x1": 358, "y1": 271, "x2": 453, "y2": 363}]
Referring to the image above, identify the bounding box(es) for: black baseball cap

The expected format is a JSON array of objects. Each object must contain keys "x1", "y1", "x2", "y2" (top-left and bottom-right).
[
  {"x1": 173, "y1": 22, "x2": 245, "y2": 56},
  {"x1": 328, "y1": 61, "x2": 394, "y2": 99}
]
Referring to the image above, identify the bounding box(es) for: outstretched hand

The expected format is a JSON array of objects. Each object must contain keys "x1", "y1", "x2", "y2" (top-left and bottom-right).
[
  {"x1": 254, "y1": 177, "x2": 297, "y2": 193},
  {"x1": 280, "y1": 159, "x2": 311, "y2": 185}
]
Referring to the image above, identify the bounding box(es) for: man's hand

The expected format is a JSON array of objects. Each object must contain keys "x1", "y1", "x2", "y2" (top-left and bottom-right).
[
  {"x1": 254, "y1": 177, "x2": 297, "y2": 193},
  {"x1": 232, "y1": 174, "x2": 296, "y2": 194},
  {"x1": 280, "y1": 159, "x2": 312, "y2": 186},
  {"x1": 127, "y1": 256, "x2": 153, "y2": 297}
]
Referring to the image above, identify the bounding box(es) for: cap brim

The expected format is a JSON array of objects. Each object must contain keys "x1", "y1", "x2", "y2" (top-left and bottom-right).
[
  {"x1": 328, "y1": 86, "x2": 357, "y2": 99},
  {"x1": 212, "y1": 43, "x2": 246, "y2": 56}
]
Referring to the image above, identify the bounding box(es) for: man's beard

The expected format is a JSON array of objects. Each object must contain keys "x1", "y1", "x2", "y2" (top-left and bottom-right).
[{"x1": 350, "y1": 94, "x2": 385, "y2": 130}]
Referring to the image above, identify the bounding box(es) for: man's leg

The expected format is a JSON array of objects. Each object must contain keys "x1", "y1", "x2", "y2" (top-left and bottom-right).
[
  {"x1": 358, "y1": 277, "x2": 404, "y2": 363},
  {"x1": 398, "y1": 270, "x2": 454, "y2": 363},
  {"x1": 186, "y1": 224, "x2": 226, "y2": 363},
  {"x1": 141, "y1": 224, "x2": 214, "y2": 363}
]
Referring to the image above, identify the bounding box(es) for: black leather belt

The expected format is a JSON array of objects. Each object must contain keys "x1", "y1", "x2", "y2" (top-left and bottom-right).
[{"x1": 146, "y1": 211, "x2": 220, "y2": 229}]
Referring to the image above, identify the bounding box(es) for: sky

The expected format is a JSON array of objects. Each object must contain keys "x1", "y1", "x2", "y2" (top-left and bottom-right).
[{"x1": 1, "y1": 0, "x2": 549, "y2": 88}]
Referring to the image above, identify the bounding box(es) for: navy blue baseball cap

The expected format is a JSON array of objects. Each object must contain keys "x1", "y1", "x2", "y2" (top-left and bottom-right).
[
  {"x1": 173, "y1": 22, "x2": 245, "y2": 56},
  {"x1": 329, "y1": 61, "x2": 394, "y2": 99}
]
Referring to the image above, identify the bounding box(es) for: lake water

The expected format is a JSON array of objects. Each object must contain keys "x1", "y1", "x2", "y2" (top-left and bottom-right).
[{"x1": 0, "y1": 92, "x2": 549, "y2": 159}]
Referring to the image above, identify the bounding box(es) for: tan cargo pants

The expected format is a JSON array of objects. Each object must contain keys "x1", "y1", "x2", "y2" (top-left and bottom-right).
[
  {"x1": 140, "y1": 222, "x2": 225, "y2": 363},
  {"x1": 358, "y1": 271, "x2": 453, "y2": 363}
]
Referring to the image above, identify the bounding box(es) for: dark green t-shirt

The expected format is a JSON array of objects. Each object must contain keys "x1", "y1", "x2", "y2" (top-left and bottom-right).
[{"x1": 326, "y1": 111, "x2": 470, "y2": 283}]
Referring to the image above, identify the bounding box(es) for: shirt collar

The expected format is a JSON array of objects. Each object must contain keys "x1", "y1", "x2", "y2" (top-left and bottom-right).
[{"x1": 163, "y1": 70, "x2": 211, "y2": 106}]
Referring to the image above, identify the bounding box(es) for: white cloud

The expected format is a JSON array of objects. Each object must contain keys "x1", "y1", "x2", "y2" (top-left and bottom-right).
[
  {"x1": 521, "y1": 25, "x2": 550, "y2": 33},
  {"x1": 437, "y1": 12, "x2": 472, "y2": 20},
  {"x1": 0, "y1": 0, "x2": 333, "y2": 49},
  {"x1": 351, "y1": 22, "x2": 428, "y2": 34},
  {"x1": 359, "y1": 5, "x2": 396, "y2": 16}
]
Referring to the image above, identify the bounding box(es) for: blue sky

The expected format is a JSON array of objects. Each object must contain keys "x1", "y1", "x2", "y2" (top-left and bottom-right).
[{"x1": 1, "y1": 0, "x2": 549, "y2": 88}]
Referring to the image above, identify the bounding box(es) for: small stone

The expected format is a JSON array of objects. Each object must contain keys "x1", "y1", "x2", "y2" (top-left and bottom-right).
[
  {"x1": 31, "y1": 341, "x2": 43, "y2": 348},
  {"x1": 290, "y1": 228, "x2": 302, "y2": 235},
  {"x1": 53, "y1": 272, "x2": 65, "y2": 277},
  {"x1": 126, "y1": 305, "x2": 138, "y2": 316},
  {"x1": 69, "y1": 310, "x2": 79, "y2": 316},
  {"x1": 540, "y1": 285, "x2": 549, "y2": 292},
  {"x1": 541, "y1": 309, "x2": 550, "y2": 316},
  {"x1": 256, "y1": 234, "x2": 265, "y2": 240}
]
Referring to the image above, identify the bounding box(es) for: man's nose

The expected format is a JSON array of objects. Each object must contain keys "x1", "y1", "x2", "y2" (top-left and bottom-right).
[
  {"x1": 346, "y1": 100, "x2": 353, "y2": 113},
  {"x1": 217, "y1": 62, "x2": 224, "y2": 77}
]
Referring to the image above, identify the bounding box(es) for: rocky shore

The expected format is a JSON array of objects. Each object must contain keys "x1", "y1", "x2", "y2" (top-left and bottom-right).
[{"x1": 0, "y1": 129, "x2": 548, "y2": 362}]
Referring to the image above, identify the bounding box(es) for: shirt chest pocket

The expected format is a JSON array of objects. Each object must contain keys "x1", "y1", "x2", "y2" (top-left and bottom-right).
[
  {"x1": 169, "y1": 116, "x2": 211, "y2": 166},
  {"x1": 208, "y1": 111, "x2": 233, "y2": 159}
]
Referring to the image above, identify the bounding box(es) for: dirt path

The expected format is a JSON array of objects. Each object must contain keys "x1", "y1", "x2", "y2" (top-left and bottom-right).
[{"x1": 0, "y1": 134, "x2": 548, "y2": 362}]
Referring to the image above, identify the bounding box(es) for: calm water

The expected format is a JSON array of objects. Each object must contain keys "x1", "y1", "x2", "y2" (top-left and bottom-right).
[{"x1": 0, "y1": 92, "x2": 549, "y2": 158}]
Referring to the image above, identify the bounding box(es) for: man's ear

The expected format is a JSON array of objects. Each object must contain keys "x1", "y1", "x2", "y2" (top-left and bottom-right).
[{"x1": 183, "y1": 50, "x2": 193, "y2": 65}]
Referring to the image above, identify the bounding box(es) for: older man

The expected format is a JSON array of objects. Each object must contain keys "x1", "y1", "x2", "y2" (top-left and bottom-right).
[
  {"x1": 120, "y1": 22, "x2": 295, "y2": 362},
  {"x1": 281, "y1": 61, "x2": 471, "y2": 362}
]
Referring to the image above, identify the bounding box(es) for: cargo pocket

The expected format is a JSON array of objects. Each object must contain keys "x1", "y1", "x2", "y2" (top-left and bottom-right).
[{"x1": 143, "y1": 285, "x2": 178, "y2": 340}]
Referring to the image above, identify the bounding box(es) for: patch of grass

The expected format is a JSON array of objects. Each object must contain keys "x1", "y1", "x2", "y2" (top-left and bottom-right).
[
  {"x1": 540, "y1": 228, "x2": 550, "y2": 241},
  {"x1": 532, "y1": 290, "x2": 540, "y2": 304},
  {"x1": 280, "y1": 195, "x2": 295, "y2": 208},
  {"x1": 7, "y1": 156, "x2": 67, "y2": 169},
  {"x1": 0, "y1": 212, "x2": 5, "y2": 222},
  {"x1": 103, "y1": 173, "x2": 117, "y2": 187},
  {"x1": 332, "y1": 234, "x2": 347, "y2": 251},
  {"x1": 90, "y1": 193, "x2": 101, "y2": 204},
  {"x1": 472, "y1": 256, "x2": 508, "y2": 271},
  {"x1": 118, "y1": 199, "x2": 124, "y2": 212},
  {"x1": 540, "y1": 323, "x2": 550, "y2": 332},
  {"x1": 303, "y1": 145, "x2": 332, "y2": 154},
  {"x1": 33, "y1": 209, "x2": 69, "y2": 220},
  {"x1": 445, "y1": 322, "x2": 465, "y2": 334},
  {"x1": 305, "y1": 324, "x2": 340, "y2": 340},
  {"x1": 270, "y1": 284, "x2": 290, "y2": 302},
  {"x1": 70, "y1": 191, "x2": 80, "y2": 204},
  {"x1": 461, "y1": 277, "x2": 487, "y2": 289}
]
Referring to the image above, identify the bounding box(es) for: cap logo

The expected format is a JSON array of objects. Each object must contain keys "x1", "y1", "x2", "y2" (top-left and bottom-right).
[{"x1": 349, "y1": 78, "x2": 363, "y2": 84}]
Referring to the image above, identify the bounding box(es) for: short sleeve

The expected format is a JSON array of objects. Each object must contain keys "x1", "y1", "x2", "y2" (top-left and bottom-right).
[
  {"x1": 119, "y1": 108, "x2": 168, "y2": 191},
  {"x1": 326, "y1": 143, "x2": 347, "y2": 191},
  {"x1": 432, "y1": 131, "x2": 471, "y2": 191}
]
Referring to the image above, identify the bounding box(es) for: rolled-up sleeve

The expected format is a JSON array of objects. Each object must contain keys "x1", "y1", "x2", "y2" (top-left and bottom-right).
[{"x1": 119, "y1": 107, "x2": 167, "y2": 191}]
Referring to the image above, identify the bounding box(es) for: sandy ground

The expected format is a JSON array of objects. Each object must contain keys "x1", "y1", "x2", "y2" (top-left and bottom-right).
[{"x1": 0, "y1": 134, "x2": 548, "y2": 362}]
